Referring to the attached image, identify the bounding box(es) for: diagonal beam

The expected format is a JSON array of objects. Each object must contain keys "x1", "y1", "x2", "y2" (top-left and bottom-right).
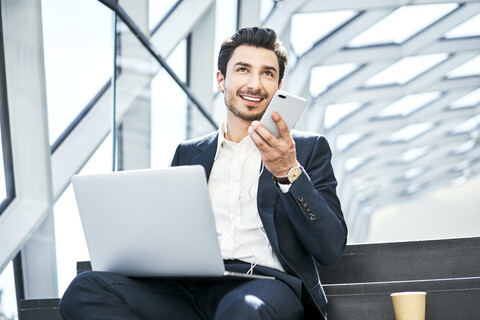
[
  {"x1": 287, "y1": 9, "x2": 393, "y2": 95},
  {"x1": 300, "y1": 0, "x2": 480, "y2": 12}
]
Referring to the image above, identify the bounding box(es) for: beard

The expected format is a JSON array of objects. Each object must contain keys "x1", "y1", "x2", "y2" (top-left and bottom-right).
[{"x1": 224, "y1": 88, "x2": 269, "y2": 122}]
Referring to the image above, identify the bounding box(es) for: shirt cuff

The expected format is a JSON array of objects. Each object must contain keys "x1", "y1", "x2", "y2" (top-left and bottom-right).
[{"x1": 278, "y1": 183, "x2": 292, "y2": 193}]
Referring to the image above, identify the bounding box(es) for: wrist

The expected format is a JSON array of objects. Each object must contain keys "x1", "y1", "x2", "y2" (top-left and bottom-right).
[
  {"x1": 273, "y1": 166, "x2": 304, "y2": 185},
  {"x1": 273, "y1": 161, "x2": 301, "y2": 178}
]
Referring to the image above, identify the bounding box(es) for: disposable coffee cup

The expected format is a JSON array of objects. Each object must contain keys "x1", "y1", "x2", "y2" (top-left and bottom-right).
[{"x1": 390, "y1": 291, "x2": 426, "y2": 320}]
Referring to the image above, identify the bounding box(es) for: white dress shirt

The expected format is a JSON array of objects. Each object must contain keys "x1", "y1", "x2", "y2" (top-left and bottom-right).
[{"x1": 208, "y1": 121, "x2": 285, "y2": 272}]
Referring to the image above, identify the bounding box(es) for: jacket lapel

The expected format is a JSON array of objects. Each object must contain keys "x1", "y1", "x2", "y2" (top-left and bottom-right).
[
  {"x1": 191, "y1": 133, "x2": 218, "y2": 181},
  {"x1": 257, "y1": 165, "x2": 280, "y2": 249},
  {"x1": 192, "y1": 133, "x2": 281, "y2": 252}
]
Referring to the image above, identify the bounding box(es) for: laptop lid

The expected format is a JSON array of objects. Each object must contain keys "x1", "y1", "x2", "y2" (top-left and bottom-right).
[{"x1": 72, "y1": 165, "x2": 227, "y2": 278}]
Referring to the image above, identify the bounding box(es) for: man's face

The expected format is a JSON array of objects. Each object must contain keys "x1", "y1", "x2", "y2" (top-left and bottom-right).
[{"x1": 217, "y1": 45, "x2": 282, "y2": 122}]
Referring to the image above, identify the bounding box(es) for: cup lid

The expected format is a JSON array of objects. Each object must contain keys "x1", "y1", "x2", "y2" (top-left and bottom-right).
[{"x1": 390, "y1": 291, "x2": 427, "y2": 296}]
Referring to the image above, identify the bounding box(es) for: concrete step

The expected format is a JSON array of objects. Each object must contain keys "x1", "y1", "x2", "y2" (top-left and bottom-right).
[
  {"x1": 318, "y1": 237, "x2": 480, "y2": 284},
  {"x1": 19, "y1": 298, "x2": 62, "y2": 320},
  {"x1": 324, "y1": 277, "x2": 480, "y2": 320}
]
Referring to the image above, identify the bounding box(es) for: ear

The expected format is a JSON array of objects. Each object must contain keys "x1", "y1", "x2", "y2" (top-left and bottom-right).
[
  {"x1": 216, "y1": 71, "x2": 225, "y2": 92},
  {"x1": 278, "y1": 80, "x2": 283, "y2": 90}
]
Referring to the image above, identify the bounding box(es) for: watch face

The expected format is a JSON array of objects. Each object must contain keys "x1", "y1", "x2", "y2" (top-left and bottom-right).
[{"x1": 288, "y1": 167, "x2": 302, "y2": 183}]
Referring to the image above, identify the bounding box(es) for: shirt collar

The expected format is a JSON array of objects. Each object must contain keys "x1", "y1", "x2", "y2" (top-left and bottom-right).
[
  {"x1": 215, "y1": 120, "x2": 256, "y2": 160},
  {"x1": 214, "y1": 120, "x2": 228, "y2": 160}
]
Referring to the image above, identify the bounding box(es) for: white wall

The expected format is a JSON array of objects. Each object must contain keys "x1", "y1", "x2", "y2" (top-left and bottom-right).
[{"x1": 367, "y1": 173, "x2": 480, "y2": 243}]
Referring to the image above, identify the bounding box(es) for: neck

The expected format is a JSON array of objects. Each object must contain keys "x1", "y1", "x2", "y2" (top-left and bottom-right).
[{"x1": 225, "y1": 115, "x2": 251, "y2": 143}]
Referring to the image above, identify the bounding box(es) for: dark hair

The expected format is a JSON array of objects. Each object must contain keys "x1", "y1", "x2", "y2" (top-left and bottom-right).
[{"x1": 217, "y1": 27, "x2": 288, "y2": 85}]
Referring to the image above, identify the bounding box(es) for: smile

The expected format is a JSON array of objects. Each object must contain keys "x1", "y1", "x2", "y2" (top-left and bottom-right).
[{"x1": 240, "y1": 95, "x2": 263, "y2": 102}]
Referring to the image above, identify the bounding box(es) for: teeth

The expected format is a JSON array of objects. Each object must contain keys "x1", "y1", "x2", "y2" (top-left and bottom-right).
[{"x1": 241, "y1": 95, "x2": 261, "y2": 102}]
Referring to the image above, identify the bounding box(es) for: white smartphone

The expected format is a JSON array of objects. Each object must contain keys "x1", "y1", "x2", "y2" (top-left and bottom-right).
[{"x1": 260, "y1": 90, "x2": 307, "y2": 138}]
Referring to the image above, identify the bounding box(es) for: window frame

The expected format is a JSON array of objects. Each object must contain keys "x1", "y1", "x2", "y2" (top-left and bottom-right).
[{"x1": 0, "y1": 0, "x2": 15, "y2": 215}]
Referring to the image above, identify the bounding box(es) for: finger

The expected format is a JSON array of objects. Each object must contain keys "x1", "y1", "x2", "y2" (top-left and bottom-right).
[
  {"x1": 271, "y1": 112, "x2": 290, "y2": 138},
  {"x1": 248, "y1": 123, "x2": 271, "y2": 150},
  {"x1": 250, "y1": 120, "x2": 278, "y2": 146}
]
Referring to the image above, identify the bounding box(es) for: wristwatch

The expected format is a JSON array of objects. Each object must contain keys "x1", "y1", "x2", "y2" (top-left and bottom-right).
[{"x1": 273, "y1": 166, "x2": 303, "y2": 185}]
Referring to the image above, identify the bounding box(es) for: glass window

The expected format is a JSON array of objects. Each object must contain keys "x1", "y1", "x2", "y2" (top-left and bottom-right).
[
  {"x1": 55, "y1": 134, "x2": 113, "y2": 296},
  {"x1": 403, "y1": 167, "x2": 426, "y2": 180},
  {"x1": 291, "y1": 10, "x2": 357, "y2": 56},
  {"x1": 0, "y1": 14, "x2": 14, "y2": 214},
  {"x1": 149, "y1": 0, "x2": 180, "y2": 32},
  {"x1": 0, "y1": 261, "x2": 17, "y2": 320},
  {"x1": 405, "y1": 183, "x2": 424, "y2": 195},
  {"x1": 450, "y1": 88, "x2": 480, "y2": 109},
  {"x1": 452, "y1": 139, "x2": 476, "y2": 155},
  {"x1": 376, "y1": 92, "x2": 441, "y2": 118},
  {"x1": 151, "y1": 40, "x2": 189, "y2": 168},
  {"x1": 444, "y1": 12, "x2": 480, "y2": 38},
  {"x1": 446, "y1": 55, "x2": 480, "y2": 79},
  {"x1": 386, "y1": 122, "x2": 435, "y2": 143},
  {"x1": 310, "y1": 63, "x2": 359, "y2": 97},
  {"x1": 42, "y1": 0, "x2": 113, "y2": 146},
  {"x1": 112, "y1": 2, "x2": 217, "y2": 169},
  {"x1": 398, "y1": 147, "x2": 430, "y2": 164},
  {"x1": 336, "y1": 132, "x2": 364, "y2": 152},
  {"x1": 324, "y1": 102, "x2": 362, "y2": 130},
  {"x1": 364, "y1": 53, "x2": 448, "y2": 87},
  {"x1": 0, "y1": 63, "x2": 5, "y2": 207},
  {"x1": 450, "y1": 114, "x2": 480, "y2": 135},
  {"x1": 213, "y1": 0, "x2": 237, "y2": 91},
  {"x1": 345, "y1": 157, "x2": 367, "y2": 172},
  {"x1": 0, "y1": 128, "x2": 5, "y2": 202},
  {"x1": 260, "y1": 0, "x2": 274, "y2": 23},
  {"x1": 348, "y1": 3, "x2": 458, "y2": 47},
  {"x1": 151, "y1": 37, "x2": 217, "y2": 167}
]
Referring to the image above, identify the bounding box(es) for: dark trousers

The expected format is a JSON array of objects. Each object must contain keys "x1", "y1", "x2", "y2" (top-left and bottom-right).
[{"x1": 59, "y1": 270, "x2": 304, "y2": 320}]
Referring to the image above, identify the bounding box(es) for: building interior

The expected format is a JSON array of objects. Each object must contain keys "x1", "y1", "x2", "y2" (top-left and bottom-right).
[{"x1": 0, "y1": 0, "x2": 479, "y2": 318}]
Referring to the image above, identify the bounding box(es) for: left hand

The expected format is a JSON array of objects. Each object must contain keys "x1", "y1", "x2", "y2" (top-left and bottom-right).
[{"x1": 248, "y1": 112, "x2": 300, "y2": 177}]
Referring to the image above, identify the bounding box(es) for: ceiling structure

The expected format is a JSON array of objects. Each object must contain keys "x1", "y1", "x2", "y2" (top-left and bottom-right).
[
  {"x1": 255, "y1": 0, "x2": 480, "y2": 241},
  {"x1": 104, "y1": 0, "x2": 480, "y2": 242},
  {"x1": 1, "y1": 0, "x2": 479, "y2": 304},
  {"x1": 110, "y1": 0, "x2": 479, "y2": 242}
]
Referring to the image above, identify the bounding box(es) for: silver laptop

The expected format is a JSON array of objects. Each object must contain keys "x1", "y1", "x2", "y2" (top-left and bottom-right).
[{"x1": 71, "y1": 165, "x2": 272, "y2": 280}]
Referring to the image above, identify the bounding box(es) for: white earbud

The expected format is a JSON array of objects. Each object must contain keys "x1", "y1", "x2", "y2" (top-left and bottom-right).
[{"x1": 220, "y1": 83, "x2": 224, "y2": 92}]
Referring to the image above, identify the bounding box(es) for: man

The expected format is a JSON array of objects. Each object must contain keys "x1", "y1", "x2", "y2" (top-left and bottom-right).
[{"x1": 60, "y1": 27, "x2": 347, "y2": 320}]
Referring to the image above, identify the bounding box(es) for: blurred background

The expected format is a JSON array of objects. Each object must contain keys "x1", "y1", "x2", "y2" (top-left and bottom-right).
[{"x1": 0, "y1": 0, "x2": 479, "y2": 318}]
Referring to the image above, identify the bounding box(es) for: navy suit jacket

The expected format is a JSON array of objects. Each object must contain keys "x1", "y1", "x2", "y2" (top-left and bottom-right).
[{"x1": 171, "y1": 130, "x2": 347, "y2": 319}]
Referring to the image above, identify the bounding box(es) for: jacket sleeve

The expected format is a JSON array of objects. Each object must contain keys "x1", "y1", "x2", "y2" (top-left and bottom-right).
[
  {"x1": 278, "y1": 134, "x2": 347, "y2": 266},
  {"x1": 170, "y1": 144, "x2": 182, "y2": 166}
]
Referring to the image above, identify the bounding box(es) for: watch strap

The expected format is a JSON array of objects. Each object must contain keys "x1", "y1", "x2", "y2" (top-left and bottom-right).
[
  {"x1": 273, "y1": 166, "x2": 303, "y2": 185},
  {"x1": 273, "y1": 174, "x2": 290, "y2": 184}
]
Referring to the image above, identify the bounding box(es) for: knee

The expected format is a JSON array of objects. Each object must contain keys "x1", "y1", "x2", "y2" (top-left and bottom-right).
[
  {"x1": 62, "y1": 271, "x2": 101, "y2": 297},
  {"x1": 215, "y1": 280, "x2": 303, "y2": 320},
  {"x1": 59, "y1": 271, "x2": 106, "y2": 317},
  {"x1": 215, "y1": 293, "x2": 273, "y2": 320}
]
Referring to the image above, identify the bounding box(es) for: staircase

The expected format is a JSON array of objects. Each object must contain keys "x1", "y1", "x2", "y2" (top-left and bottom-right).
[
  {"x1": 318, "y1": 237, "x2": 480, "y2": 319},
  {"x1": 19, "y1": 237, "x2": 480, "y2": 319}
]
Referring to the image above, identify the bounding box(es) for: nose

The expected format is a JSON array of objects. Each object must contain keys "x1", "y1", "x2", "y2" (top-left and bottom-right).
[{"x1": 246, "y1": 73, "x2": 262, "y2": 91}]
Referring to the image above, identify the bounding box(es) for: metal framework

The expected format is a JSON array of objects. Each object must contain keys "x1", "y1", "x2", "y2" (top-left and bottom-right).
[
  {"x1": 271, "y1": 0, "x2": 480, "y2": 241},
  {"x1": 0, "y1": 0, "x2": 479, "y2": 306}
]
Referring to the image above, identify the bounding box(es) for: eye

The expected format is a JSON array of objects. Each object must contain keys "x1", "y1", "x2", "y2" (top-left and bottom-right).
[
  {"x1": 237, "y1": 67, "x2": 247, "y2": 73},
  {"x1": 264, "y1": 71, "x2": 273, "y2": 77}
]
